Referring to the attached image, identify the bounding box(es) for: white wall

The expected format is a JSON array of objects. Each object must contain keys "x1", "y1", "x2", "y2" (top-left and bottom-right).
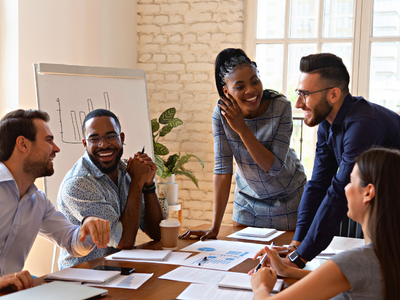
[{"x1": 0, "y1": 0, "x2": 137, "y2": 276}]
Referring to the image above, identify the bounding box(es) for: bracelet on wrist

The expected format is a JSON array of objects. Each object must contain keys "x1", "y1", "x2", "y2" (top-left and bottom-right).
[
  {"x1": 289, "y1": 244, "x2": 298, "y2": 249},
  {"x1": 143, "y1": 182, "x2": 156, "y2": 194}
]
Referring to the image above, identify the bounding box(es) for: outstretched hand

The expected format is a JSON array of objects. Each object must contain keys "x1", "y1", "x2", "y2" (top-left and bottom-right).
[
  {"x1": 80, "y1": 216, "x2": 111, "y2": 249},
  {"x1": 179, "y1": 228, "x2": 219, "y2": 241},
  {"x1": 218, "y1": 95, "x2": 247, "y2": 134},
  {"x1": 0, "y1": 270, "x2": 34, "y2": 291}
]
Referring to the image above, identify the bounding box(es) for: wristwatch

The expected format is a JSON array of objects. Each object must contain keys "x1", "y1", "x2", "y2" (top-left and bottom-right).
[{"x1": 289, "y1": 250, "x2": 306, "y2": 269}]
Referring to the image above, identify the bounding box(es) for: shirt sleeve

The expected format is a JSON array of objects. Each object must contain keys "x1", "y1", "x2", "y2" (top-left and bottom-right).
[
  {"x1": 268, "y1": 99, "x2": 294, "y2": 177},
  {"x1": 212, "y1": 105, "x2": 233, "y2": 174},
  {"x1": 296, "y1": 117, "x2": 386, "y2": 261},
  {"x1": 38, "y1": 194, "x2": 95, "y2": 257},
  {"x1": 58, "y1": 176, "x2": 122, "y2": 248}
]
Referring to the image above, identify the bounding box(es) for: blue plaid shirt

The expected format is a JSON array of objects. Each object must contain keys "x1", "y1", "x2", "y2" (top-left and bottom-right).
[{"x1": 213, "y1": 95, "x2": 306, "y2": 228}]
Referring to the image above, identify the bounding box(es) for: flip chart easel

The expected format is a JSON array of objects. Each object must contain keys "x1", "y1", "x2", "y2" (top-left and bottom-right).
[{"x1": 34, "y1": 63, "x2": 153, "y2": 271}]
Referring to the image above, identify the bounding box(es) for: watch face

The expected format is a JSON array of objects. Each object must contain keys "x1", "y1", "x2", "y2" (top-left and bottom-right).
[{"x1": 289, "y1": 251, "x2": 298, "y2": 261}]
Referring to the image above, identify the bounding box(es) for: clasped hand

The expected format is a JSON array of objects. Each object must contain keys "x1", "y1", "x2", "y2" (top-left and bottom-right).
[{"x1": 126, "y1": 152, "x2": 156, "y2": 187}]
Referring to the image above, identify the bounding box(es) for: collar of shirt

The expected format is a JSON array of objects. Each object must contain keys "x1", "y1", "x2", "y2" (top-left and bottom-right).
[{"x1": 0, "y1": 162, "x2": 38, "y2": 204}]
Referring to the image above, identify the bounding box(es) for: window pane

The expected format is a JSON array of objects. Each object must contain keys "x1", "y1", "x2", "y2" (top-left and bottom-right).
[
  {"x1": 256, "y1": 44, "x2": 284, "y2": 92},
  {"x1": 373, "y1": 0, "x2": 400, "y2": 37},
  {"x1": 257, "y1": 0, "x2": 286, "y2": 39},
  {"x1": 322, "y1": 42, "x2": 353, "y2": 76},
  {"x1": 290, "y1": 0, "x2": 319, "y2": 38},
  {"x1": 287, "y1": 43, "x2": 317, "y2": 103},
  {"x1": 323, "y1": 0, "x2": 354, "y2": 38},
  {"x1": 369, "y1": 42, "x2": 400, "y2": 112}
]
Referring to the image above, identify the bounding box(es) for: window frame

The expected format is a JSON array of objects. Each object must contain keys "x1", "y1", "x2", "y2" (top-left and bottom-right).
[{"x1": 245, "y1": 0, "x2": 400, "y2": 106}]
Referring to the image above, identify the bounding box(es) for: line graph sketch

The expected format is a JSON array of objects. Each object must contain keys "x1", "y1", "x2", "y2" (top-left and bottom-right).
[{"x1": 56, "y1": 92, "x2": 112, "y2": 144}]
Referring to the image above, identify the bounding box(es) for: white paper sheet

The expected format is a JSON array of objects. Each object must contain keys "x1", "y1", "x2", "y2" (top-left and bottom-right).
[
  {"x1": 105, "y1": 251, "x2": 192, "y2": 265},
  {"x1": 227, "y1": 230, "x2": 285, "y2": 242},
  {"x1": 180, "y1": 251, "x2": 248, "y2": 271},
  {"x1": 177, "y1": 283, "x2": 254, "y2": 300},
  {"x1": 159, "y1": 267, "x2": 231, "y2": 284},
  {"x1": 85, "y1": 273, "x2": 153, "y2": 289},
  {"x1": 180, "y1": 240, "x2": 265, "y2": 259}
]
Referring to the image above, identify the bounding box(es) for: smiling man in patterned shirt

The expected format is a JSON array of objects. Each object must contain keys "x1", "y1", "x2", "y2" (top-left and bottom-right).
[{"x1": 57, "y1": 109, "x2": 164, "y2": 269}]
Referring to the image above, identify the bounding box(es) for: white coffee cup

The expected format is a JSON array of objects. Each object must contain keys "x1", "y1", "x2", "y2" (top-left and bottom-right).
[{"x1": 159, "y1": 219, "x2": 180, "y2": 250}]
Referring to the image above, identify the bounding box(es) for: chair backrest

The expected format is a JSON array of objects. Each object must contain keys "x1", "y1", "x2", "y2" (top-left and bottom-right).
[{"x1": 335, "y1": 215, "x2": 364, "y2": 239}]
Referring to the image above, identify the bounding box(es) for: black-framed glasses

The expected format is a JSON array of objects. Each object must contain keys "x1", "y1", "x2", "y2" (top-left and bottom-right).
[
  {"x1": 86, "y1": 132, "x2": 120, "y2": 146},
  {"x1": 295, "y1": 87, "x2": 334, "y2": 103}
]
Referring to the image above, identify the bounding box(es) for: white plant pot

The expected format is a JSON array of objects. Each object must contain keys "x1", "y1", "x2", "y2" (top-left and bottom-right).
[{"x1": 158, "y1": 174, "x2": 178, "y2": 205}]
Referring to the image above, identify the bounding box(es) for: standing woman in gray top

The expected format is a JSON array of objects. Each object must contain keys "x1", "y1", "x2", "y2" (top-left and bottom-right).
[
  {"x1": 251, "y1": 147, "x2": 400, "y2": 300},
  {"x1": 180, "y1": 48, "x2": 306, "y2": 241}
]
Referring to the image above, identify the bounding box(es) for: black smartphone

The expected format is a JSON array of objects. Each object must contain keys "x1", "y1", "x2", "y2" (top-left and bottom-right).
[{"x1": 93, "y1": 265, "x2": 135, "y2": 275}]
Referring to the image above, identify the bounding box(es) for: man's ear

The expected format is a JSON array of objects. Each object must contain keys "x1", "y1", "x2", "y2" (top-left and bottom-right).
[
  {"x1": 329, "y1": 87, "x2": 342, "y2": 104},
  {"x1": 82, "y1": 138, "x2": 87, "y2": 148},
  {"x1": 363, "y1": 183, "x2": 375, "y2": 205},
  {"x1": 15, "y1": 136, "x2": 30, "y2": 153},
  {"x1": 120, "y1": 132, "x2": 125, "y2": 145}
]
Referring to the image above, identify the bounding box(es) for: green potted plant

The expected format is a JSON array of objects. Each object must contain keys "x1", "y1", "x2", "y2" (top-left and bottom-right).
[{"x1": 152, "y1": 107, "x2": 204, "y2": 189}]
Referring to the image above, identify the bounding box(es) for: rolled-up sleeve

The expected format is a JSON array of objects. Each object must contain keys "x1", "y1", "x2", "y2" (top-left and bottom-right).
[
  {"x1": 38, "y1": 197, "x2": 95, "y2": 257},
  {"x1": 212, "y1": 106, "x2": 233, "y2": 175}
]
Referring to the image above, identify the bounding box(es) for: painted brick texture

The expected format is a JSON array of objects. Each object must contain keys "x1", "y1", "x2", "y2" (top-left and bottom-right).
[{"x1": 137, "y1": 0, "x2": 244, "y2": 231}]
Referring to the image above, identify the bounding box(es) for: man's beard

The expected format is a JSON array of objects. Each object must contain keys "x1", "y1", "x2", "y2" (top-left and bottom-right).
[
  {"x1": 23, "y1": 154, "x2": 54, "y2": 178},
  {"x1": 304, "y1": 94, "x2": 332, "y2": 127},
  {"x1": 88, "y1": 148, "x2": 123, "y2": 174}
]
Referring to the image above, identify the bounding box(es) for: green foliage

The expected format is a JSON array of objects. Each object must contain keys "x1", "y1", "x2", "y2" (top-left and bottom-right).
[{"x1": 152, "y1": 107, "x2": 204, "y2": 188}]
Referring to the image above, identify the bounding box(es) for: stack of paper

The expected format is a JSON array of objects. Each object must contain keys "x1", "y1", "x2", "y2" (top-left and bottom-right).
[
  {"x1": 218, "y1": 273, "x2": 283, "y2": 292},
  {"x1": 235, "y1": 227, "x2": 277, "y2": 238},
  {"x1": 110, "y1": 249, "x2": 172, "y2": 261},
  {"x1": 45, "y1": 268, "x2": 120, "y2": 284}
]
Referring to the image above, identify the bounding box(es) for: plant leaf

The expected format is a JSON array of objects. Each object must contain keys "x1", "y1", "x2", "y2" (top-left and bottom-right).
[
  {"x1": 172, "y1": 153, "x2": 204, "y2": 173},
  {"x1": 168, "y1": 118, "x2": 183, "y2": 128},
  {"x1": 151, "y1": 118, "x2": 159, "y2": 133},
  {"x1": 159, "y1": 124, "x2": 173, "y2": 137},
  {"x1": 174, "y1": 169, "x2": 199, "y2": 188},
  {"x1": 165, "y1": 154, "x2": 179, "y2": 171},
  {"x1": 155, "y1": 154, "x2": 166, "y2": 177},
  {"x1": 153, "y1": 142, "x2": 169, "y2": 156},
  {"x1": 159, "y1": 108, "x2": 176, "y2": 124}
]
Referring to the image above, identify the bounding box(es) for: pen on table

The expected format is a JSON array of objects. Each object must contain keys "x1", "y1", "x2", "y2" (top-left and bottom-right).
[
  {"x1": 255, "y1": 242, "x2": 274, "y2": 273},
  {"x1": 141, "y1": 146, "x2": 145, "y2": 154},
  {"x1": 198, "y1": 256, "x2": 208, "y2": 266}
]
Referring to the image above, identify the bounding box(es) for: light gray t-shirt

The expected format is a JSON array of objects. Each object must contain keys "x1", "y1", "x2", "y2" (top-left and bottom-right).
[{"x1": 330, "y1": 243, "x2": 383, "y2": 300}]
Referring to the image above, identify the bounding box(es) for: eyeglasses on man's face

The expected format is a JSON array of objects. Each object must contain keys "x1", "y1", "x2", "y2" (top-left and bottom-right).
[
  {"x1": 295, "y1": 87, "x2": 334, "y2": 103},
  {"x1": 86, "y1": 132, "x2": 120, "y2": 146}
]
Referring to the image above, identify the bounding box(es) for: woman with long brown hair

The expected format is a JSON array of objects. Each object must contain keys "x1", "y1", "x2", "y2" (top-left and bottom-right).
[{"x1": 251, "y1": 147, "x2": 400, "y2": 300}]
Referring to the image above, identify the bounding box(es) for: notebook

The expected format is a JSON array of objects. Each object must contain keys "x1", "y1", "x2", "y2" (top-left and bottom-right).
[
  {"x1": 1, "y1": 281, "x2": 108, "y2": 300},
  {"x1": 45, "y1": 268, "x2": 121, "y2": 284},
  {"x1": 218, "y1": 273, "x2": 284, "y2": 293},
  {"x1": 235, "y1": 227, "x2": 277, "y2": 238},
  {"x1": 110, "y1": 249, "x2": 172, "y2": 261}
]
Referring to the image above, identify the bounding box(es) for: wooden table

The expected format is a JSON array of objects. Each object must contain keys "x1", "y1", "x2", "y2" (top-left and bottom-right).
[{"x1": 1, "y1": 225, "x2": 294, "y2": 299}]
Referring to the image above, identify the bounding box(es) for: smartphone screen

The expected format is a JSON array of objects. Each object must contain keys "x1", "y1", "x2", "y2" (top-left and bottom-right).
[{"x1": 93, "y1": 265, "x2": 135, "y2": 275}]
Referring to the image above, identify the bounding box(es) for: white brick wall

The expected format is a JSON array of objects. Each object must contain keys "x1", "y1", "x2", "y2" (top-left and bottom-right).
[{"x1": 137, "y1": 0, "x2": 244, "y2": 231}]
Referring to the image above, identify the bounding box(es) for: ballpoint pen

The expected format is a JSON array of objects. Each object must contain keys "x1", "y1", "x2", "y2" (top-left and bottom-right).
[
  {"x1": 141, "y1": 146, "x2": 145, "y2": 154},
  {"x1": 198, "y1": 256, "x2": 208, "y2": 266},
  {"x1": 255, "y1": 242, "x2": 274, "y2": 273}
]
